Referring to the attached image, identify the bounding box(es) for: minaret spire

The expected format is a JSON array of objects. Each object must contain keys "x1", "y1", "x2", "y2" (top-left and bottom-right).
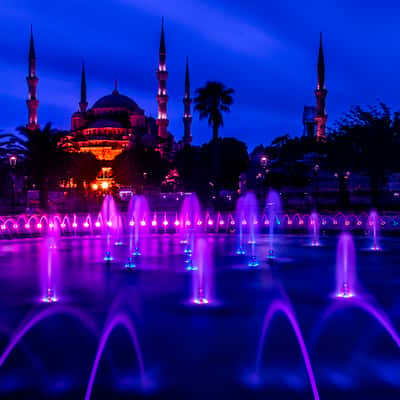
[
  {"x1": 314, "y1": 32, "x2": 327, "y2": 142},
  {"x1": 183, "y1": 57, "x2": 192, "y2": 145},
  {"x1": 156, "y1": 17, "x2": 169, "y2": 146},
  {"x1": 26, "y1": 25, "x2": 39, "y2": 130},
  {"x1": 79, "y1": 62, "x2": 88, "y2": 113}
]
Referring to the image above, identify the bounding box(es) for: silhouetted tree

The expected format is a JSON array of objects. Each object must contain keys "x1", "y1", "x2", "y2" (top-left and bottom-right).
[
  {"x1": 194, "y1": 81, "x2": 235, "y2": 141},
  {"x1": 112, "y1": 144, "x2": 170, "y2": 190},
  {"x1": 329, "y1": 103, "x2": 400, "y2": 206},
  {"x1": 0, "y1": 123, "x2": 70, "y2": 209}
]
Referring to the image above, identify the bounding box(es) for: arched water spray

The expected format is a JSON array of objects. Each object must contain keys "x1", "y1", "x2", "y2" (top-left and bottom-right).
[
  {"x1": 336, "y1": 232, "x2": 357, "y2": 298},
  {"x1": 84, "y1": 312, "x2": 146, "y2": 400},
  {"x1": 255, "y1": 299, "x2": 319, "y2": 400},
  {"x1": 312, "y1": 298, "x2": 400, "y2": 351},
  {"x1": 0, "y1": 306, "x2": 98, "y2": 369}
]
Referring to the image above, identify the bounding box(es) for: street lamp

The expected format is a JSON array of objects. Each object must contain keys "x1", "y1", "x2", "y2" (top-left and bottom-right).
[{"x1": 9, "y1": 155, "x2": 17, "y2": 167}]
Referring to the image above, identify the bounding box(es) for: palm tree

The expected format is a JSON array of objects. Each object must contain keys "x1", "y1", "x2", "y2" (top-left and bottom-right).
[
  {"x1": 194, "y1": 81, "x2": 235, "y2": 141},
  {"x1": 0, "y1": 123, "x2": 70, "y2": 210}
]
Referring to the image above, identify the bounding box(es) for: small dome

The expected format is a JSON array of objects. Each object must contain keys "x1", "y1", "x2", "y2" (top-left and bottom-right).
[{"x1": 92, "y1": 89, "x2": 143, "y2": 113}]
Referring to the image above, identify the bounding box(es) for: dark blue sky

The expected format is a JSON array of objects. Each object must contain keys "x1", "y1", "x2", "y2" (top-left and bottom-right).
[{"x1": 1, "y1": 0, "x2": 400, "y2": 150}]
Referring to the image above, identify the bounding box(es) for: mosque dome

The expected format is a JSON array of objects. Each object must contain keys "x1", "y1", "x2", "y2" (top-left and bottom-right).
[{"x1": 92, "y1": 89, "x2": 143, "y2": 114}]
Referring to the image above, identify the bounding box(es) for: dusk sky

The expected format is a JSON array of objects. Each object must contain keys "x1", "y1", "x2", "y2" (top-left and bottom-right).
[{"x1": 1, "y1": 0, "x2": 400, "y2": 150}]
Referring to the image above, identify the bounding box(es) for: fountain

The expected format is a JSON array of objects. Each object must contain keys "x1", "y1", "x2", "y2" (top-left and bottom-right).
[
  {"x1": 100, "y1": 195, "x2": 119, "y2": 262},
  {"x1": 235, "y1": 192, "x2": 259, "y2": 266},
  {"x1": 310, "y1": 211, "x2": 320, "y2": 246},
  {"x1": 41, "y1": 217, "x2": 61, "y2": 302},
  {"x1": 255, "y1": 299, "x2": 320, "y2": 400},
  {"x1": 335, "y1": 232, "x2": 357, "y2": 298},
  {"x1": 180, "y1": 194, "x2": 201, "y2": 255},
  {"x1": 127, "y1": 195, "x2": 150, "y2": 260},
  {"x1": 265, "y1": 190, "x2": 282, "y2": 261},
  {"x1": 192, "y1": 238, "x2": 212, "y2": 305},
  {"x1": 85, "y1": 312, "x2": 147, "y2": 400},
  {"x1": 369, "y1": 210, "x2": 381, "y2": 251}
]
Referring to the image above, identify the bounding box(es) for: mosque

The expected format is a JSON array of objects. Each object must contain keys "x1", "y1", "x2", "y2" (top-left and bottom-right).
[
  {"x1": 25, "y1": 21, "x2": 328, "y2": 190},
  {"x1": 25, "y1": 20, "x2": 193, "y2": 189}
]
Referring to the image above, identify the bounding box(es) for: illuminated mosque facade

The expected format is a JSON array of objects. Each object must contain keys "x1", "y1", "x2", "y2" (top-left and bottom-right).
[{"x1": 25, "y1": 20, "x2": 193, "y2": 188}]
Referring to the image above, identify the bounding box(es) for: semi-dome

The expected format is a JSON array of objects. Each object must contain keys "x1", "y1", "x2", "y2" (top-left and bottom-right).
[{"x1": 92, "y1": 89, "x2": 143, "y2": 113}]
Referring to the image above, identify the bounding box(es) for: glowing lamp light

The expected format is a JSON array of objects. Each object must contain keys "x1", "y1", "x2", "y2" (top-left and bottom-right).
[
  {"x1": 106, "y1": 221, "x2": 112, "y2": 228},
  {"x1": 369, "y1": 221, "x2": 373, "y2": 226},
  {"x1": 230, "y1": 220, "x2": 235, "y2": 225},
  {"x1": 163, "y1": 220, "x2": 169, "y2": 226},
  {"x1": 357, "y1": 220, "x2": 362, "y2": 226},
  {"x1": 129, "y1": 220, "x2": 135, "y2": 227},
  {"x1": 83, "y1": 222, "x2": 89, "y2": 228},
  {"x1": 151, "y1": 220, "x2": 157, "y2": 227},
  {"x1": 61, "y1": 223, "x2": 66, "y2": 228},
  {"x1": 0, "y1": 224, "x2": 6, "y2": 231},
  {"x1": 310, "y1": 220, "x2": 314, "y2": 226},
  {"x1": 241, "y1": 220, "x2": 247, "y2": 226},
  {"x1": 24, "y1": 223, "x2": 30, "y2": 229},
  {"x1": 49, "y1": 223, "x2": 54, "y2": 229},
  {"x1": 207, "y1": 219, "x2": 214, "y2": 226},
  {"x1": 345, "y1": 220, "x2": 350, "y2": 226},
  {"x1": 299, "y1": 220, "x2": 304, "y2": 225},
  {"x1": 95, "y1": 221, "x2": 101, "y2": 228},
  {"x1": 288, "y1": 220, "x2": 293, "y2": 225},
  {"x1": 72, "y1": 222, "x2": 78, "y2": 228},
  {"x1": 140, "y1": 220, "x2": 147, "y2": 227},
  {"x1": 264, "y1": 220, "x2": 270, "y2": 226},
  {"x1": 185, "y1": 220, "x2": 191, "y2": 227},
  {"x1": 92, "y1": 183, "x2": 98, "y2": 191},
  {"x1": 197, "y1": 220, "x2": 203, "y2": 226},
  {"x1": 333, "y1": 220, "x2": 338, "y2": 225},
  {"x1": 253, "y1": 220, "x2": 259, "y2": 225},
  {"x1": 219, "y1": 220, "x2": 225, "y2": 225},
  {"x1": 101, "y1": 181, "x2": 109, "y2": 190},
  {"x1": 13, "y1": 224, "x2": 18, "y2": 229},
  {"x1": 37, "y1": 223, "x2": 42, "y2": 229}
]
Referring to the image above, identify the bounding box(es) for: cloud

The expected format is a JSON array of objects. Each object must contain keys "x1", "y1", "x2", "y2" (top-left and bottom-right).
[{"x1": 120, "y1": 0, "x2": 282, "y2": 57}]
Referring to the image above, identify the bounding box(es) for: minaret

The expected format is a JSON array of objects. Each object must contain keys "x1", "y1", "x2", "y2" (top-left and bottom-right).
[
  {"x1": 183, "y1": 57, "x2": 192, "y2": 145},
  {"x1": 156, "y1": 18, "x2": 169, "y2": 140},
  {"x1": 26, "y1": 25, "x2": 39, "y2": 130},
  {"x1": 79, "y1": 62, "x2": 88, "y2": 113},
  {"x1": 314, "y1": 33, "x2": 327, "y2": 142}
]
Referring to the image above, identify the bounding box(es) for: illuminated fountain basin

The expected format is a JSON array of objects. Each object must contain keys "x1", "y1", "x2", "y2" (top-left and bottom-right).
[{"x1": 0, "y1": 233, "x2": 398, "y2": 399}]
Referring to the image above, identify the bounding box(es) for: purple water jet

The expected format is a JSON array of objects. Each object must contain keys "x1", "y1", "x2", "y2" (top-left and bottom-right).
[
  {"x1": 310, "y1": 212, "x2": 320, "y2": 247},
  {"x1": 84, "y1": 312, "x2": 147, "y2": 400},
  {"x1": 335, "y1": 232, "x2": 357, "y2": 298},
  {"x1": 192, "y1": 238, "x2": 212, "y2": 305},
  {"x1": 127, "y1": 195, "x2": 150, "y2": 258},
  {"x1": 255, "y1": 299, "x2": 320, "y2": 400},
  {"x1": 0, "y1": 306, "x2": 99, "y2": 369},
  {"x1": 369, "y1": 210, "x2": 381, "y2": 251},
  {"x1": 265, "y1": 190, "x2": 282, "y2": 260}
]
